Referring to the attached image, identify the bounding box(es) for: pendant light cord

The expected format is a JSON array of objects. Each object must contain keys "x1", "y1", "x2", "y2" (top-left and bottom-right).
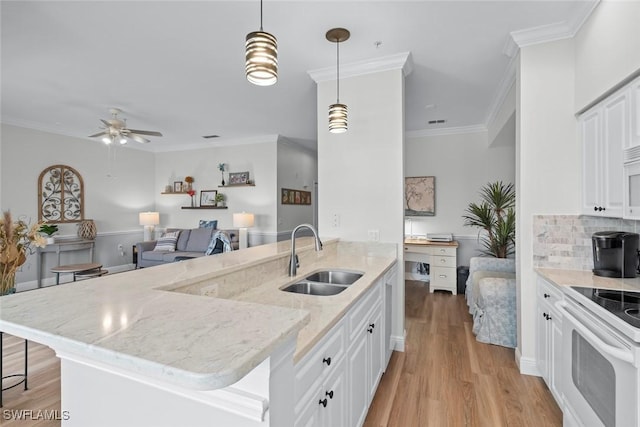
[
  {"x1": 260, "y1": 0, "x2": 264, "y2": 31},
  {"x1": 336, "y1": 39, "x2": 340, "y2": 103}
]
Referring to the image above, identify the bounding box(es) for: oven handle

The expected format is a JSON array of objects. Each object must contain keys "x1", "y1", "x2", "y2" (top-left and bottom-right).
[{"x1": 555, "y1": 300, "x2": 634, "y2": 364}]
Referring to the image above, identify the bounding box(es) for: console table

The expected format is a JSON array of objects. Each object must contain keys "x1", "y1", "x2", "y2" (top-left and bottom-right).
[
  {"x1": 36, "y1": 239, "x2": 95, "y2": 287},
  {"x1": 404, "y1": 238, "x2": 459, "y2": 294}
]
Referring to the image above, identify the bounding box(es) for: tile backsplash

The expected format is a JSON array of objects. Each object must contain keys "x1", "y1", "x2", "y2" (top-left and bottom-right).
[{"x1": 533, "y1": 215, "x2": 639, "y2": 270}]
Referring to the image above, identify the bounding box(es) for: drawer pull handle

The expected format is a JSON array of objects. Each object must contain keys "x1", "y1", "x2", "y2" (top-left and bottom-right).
[
  {"x1": 439, "y1": 274, "x2": 446, "y2": 278},
  {"x1": 544, "y1": 293, "x2": 550, "y2": 298},
  {"x1": 322, "y1": 357, "x2": 331, "y2": 366},
  {"x1": 319, "y1": 398, "x2": 328, "y2": 408},
  {"x1": 325, "y1": 390, "x2": 334, "y2": 399},
  {"x1": 440, "y1": 259, "x2": 446, "y2": 263},
  {"x1": 367, "y1": 326, "x2": 374, "y2": 334}
]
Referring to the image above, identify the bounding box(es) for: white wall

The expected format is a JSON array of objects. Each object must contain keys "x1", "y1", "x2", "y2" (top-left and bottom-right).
[
  {"x1": 1, "y1": 124, "x2": 155, "y2": 285},
  {"x1": 316, "y1": 68, "x2": 405, "y2": 346},
  {"x1": 488, "y1": 82, "x2": 516, "y2": 145},
  {"x1": 517, "y1": 38, "x2": 580, "y2": 371},
  {"x1": 574, "y1": 0, "x2": 640, "y2": 111},
  {"x1": 276, "y1": 138, "x2": 317, "y2": 237},
  {"x1": 154, "y1": 141, "x2": 278, "y2": 245}
]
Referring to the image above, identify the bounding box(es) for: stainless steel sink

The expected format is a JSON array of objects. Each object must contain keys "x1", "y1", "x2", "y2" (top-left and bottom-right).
[
  {"x1": 304, "y1": 270, "x2": 363, "y2": 285},
  {"x1": 281, "y1": 281, "x2": 347, "y2": 296},
  {"x1": 280, "y1": 269, "x2": 364, "y2": 296}
]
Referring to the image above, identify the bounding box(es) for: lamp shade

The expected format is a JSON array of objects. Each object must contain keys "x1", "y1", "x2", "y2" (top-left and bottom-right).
[
  {"x1": 139, "y1": 212, "x2": 160, "y2": 226},
  {"x1": 233, "y1": 212, "x2": 255, "y2": 228},
  {"x1": 245, "y1": 31, "x2": 278, "y2": 86},
  {"x1": 329, "y1": 103, "x2": 348, "y2": 133}
]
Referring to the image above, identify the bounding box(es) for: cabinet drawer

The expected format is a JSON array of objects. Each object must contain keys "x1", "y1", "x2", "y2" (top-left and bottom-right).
[
  {"x1": 348, "y1": 281, "x2": 382, "y2": 340},
  {"x1": 430, "y1": 266, "x2": 456, "y2": 286},
  {"x1": 537, "y1": 276, "x2": 562, "y2": 306},
  {"x1": 295, "y1": 319, "x2": 345, "y2": 403},
  {"x1": 430, "y1": 255, "x2": 456, "y2": 268},
  {"x1": 404, "y1": 245, "x2": 431, "y2": 255},
  {"x1": 430, "y1": 246, "x2": 456, "y2": 257}
]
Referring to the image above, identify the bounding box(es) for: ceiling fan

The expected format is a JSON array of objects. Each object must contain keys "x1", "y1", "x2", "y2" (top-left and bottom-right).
[{"x1": 89, "y1": 108, "x2": 162, "y2": 145}]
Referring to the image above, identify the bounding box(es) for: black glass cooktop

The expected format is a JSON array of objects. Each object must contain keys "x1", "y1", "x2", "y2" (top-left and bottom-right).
[{"x1": 571, "y1": 287, "x2": 640, "y2": 329}]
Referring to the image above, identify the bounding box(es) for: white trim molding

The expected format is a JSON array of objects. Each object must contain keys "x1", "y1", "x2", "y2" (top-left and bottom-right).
[
  {"x1": 405, "y1": 124, "x2": 487, "y2": 139},
  {"x1": 308, "y1": 52, "x2": 413, "y2": 83},
  {"x1": 516, "y1": 347, "x2": 541, "y2": 377}
]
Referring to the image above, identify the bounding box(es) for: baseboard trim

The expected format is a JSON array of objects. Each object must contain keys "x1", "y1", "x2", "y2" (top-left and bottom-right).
[
  {"x1": 16, "y1": 263, "x2": 136, "y2": 292},
  {"x1": 391, "y1": 333, "x2": 405, "y2": 352},
  {"x1": 516, "y1": 347, "x2": 540, "y2": 377}
]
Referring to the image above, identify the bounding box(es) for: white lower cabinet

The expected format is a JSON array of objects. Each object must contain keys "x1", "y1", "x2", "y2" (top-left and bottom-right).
[
  {"x1": 536, "y1": 276, "x2": 563, "y2": 405},
  {"x1": 295, "y1": 276, "x2": 388, "y2": 427}
]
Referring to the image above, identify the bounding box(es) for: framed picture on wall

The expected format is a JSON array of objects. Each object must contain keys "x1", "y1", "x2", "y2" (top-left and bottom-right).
[
  {"x1": 281, "y1": 188, "x2": 312, "y2": 205},
  {"x1": 200, "y1": 190, "x2": 218, "y2": 206},
  {"x1": 174, "y1": 181, "x2": 183, "y2": 193},
  {"x1": 404, "y1": 176, "x2": 435, "y2": 216},
  {"x1": 228, "y1": 172, "x2": 249, "y2": 185}
]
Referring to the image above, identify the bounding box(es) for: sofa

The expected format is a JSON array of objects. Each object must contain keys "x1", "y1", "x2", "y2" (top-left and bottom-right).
[
  {"x1": 465, "y1": 257, "x2": 516, "y2": 348},
  {"x1": 135, "y1": 227, "x2": 239, "y2": 268}
]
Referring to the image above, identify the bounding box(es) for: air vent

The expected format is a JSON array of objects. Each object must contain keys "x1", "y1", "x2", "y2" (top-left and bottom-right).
[
  {"x1": 202, "y1": 135, "x2": 220, "y2": 139},
  {"x1": 428, "y1": 119, "x2": 447, "y2": 125}
]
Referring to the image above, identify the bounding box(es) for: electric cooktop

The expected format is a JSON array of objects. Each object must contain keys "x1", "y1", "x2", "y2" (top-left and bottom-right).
[{"x1": 570, "y1": 286, "x2": 640, "y2": 329}]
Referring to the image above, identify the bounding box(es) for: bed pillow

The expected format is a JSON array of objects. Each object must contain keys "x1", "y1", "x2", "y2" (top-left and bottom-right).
[
  {"x1": 153, "y1": 231, "x2": 180, "y2": 252},
  {"x1": 198, "y1": 220, "x2": 218, "y2": 229}
]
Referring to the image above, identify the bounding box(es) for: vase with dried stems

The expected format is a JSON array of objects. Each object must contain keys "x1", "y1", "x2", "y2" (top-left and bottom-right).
[{"x1": 0, "y1": 211, "x2": 46, "y2": 295}]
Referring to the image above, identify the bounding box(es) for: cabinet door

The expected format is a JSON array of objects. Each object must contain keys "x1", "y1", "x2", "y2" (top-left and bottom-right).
[
  {"x1": 321, "y1": 357, "x2": 347, "y2": 427},
  {"x1": 368, "y1": 306, "x2": 384, "y2": 403},
  {"x1": 581, "y1": 109, "x2": 602, "y2": 215},
  {"x1": 630, "y1": 78, "x2": 640, "y2": 148},
  {"x1": 549, "y1": 309, "x2": 563, "y2": 403},
  {"x1": 295, "y1": 386, "x2": 322, "y2": 427},
  {"x1": 536, "y1": 303, "x2": 550, "y2": 382},
  {"x1": 348, "y1": 331, "x2": 368, "y2": 427},
  {"x1": 602, "y1": 92, "x2": 627, "y2": 217}
]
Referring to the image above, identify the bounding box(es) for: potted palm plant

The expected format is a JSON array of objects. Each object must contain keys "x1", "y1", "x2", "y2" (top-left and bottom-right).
[{"x1": 462, "y1": 181, "x2": 515, "y2": 258}]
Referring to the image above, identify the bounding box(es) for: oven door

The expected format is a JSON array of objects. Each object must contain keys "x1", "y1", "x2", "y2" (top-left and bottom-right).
[{"x1": 557, "y1": 299, "x2": 639, "y2": 427}]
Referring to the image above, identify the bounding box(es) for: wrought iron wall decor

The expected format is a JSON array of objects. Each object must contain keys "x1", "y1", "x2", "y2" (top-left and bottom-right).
[{"x1": 38, "y1": 165, "x2": 85, "y2": 223}]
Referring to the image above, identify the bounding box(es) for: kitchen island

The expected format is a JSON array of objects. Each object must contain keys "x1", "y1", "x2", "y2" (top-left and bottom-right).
[{"x1": 0, "y1": 237, "x2": 397, "y2": 426}]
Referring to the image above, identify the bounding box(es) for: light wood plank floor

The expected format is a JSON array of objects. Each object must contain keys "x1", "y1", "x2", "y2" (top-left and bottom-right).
[
  {"x1": 364, "y1": 280, "x2": 563, "y2": 427},
  {"x1": 0, "y1": 280, "x2": 562, "y2": 427}
]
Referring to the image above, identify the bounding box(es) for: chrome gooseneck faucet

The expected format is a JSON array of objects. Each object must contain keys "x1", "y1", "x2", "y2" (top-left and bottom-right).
[{"x1": 289, "y1": 224, "x2": 323, "y2": 276}]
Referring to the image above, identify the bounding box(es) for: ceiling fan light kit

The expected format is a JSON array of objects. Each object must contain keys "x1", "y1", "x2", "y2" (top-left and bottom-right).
[
  {"x1": 326, "y1": 28, "x2": 350, "y2": 134},
  {"x1": 245, "y1": 0, "x2": 278, "y2": 86},
  {"x1": 89, "y1": 108, "x2": 162, "y2": 145}
]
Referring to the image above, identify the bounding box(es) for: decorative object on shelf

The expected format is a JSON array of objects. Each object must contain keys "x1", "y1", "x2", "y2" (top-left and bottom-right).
[
  {"x1": 245, "y1": 0, "x2": 277, "y2": 86},
  {"x1": 39, "y1": 223, "x2": 59, "y2": 244},
  {"x1": 165, "y1": 185, "x2": 173, "y2": 193},
  {"x1": 462, "y1": 181, "x2": 515, "y2": 258},
  {"x1": 200, "y1": 190, "x2": 218, "y2": 207},
  {"x1": 139, "y1": 212, "x2": 160, "y2": 241},
  {"x1": 38, "y1": 164, "x2": 84, "y2": 223},
  {"x1": 77, "y1": 219, "x2": 97, "y2": 240},
  {"x1": 215, "y1": 192, "x2": 225, "y2": 207},
  {"x1": 187, "y1": 189, "x2": 196, "y2": 207},
  {"x1": 218, "y1": 163, "x2": 226, "y2": 186},
  {"x1": 281, "y1": 188, "x2": 312, "y2": 205},
  {"x1": 326, "y1": 28, "x2": 350, "y2": 133},
  {"x1": 1, "y1": 210, "x2": 46, "y2": 295},
  {"x1": 228, "y1": 171, "x2": 250, "y2": 185},
  {"x1": 174, "y1": 181, "x2": 183, "y2": 193},
  {"x1": 233, "y1": 212, "x2": 255, "y2": 249},
  {"x1": 184, "y1": 176, "x2": 194, "y2": 191},
  {"x1": 405, "y1": 176, "x2": 435, "y2": 217}
]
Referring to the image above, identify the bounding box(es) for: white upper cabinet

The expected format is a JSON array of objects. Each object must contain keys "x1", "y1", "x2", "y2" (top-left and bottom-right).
[
  {"x1": 630, "y1": 77, "x2": 640, "y2": 149},
  {"x1": 580, "y1": 88, "x2": 628, "y2": 217}
]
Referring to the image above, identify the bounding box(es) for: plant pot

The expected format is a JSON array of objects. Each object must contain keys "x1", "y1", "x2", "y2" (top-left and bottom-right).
[{"x1": 46, "y1": 237, "x2": 55, "y2": 244}]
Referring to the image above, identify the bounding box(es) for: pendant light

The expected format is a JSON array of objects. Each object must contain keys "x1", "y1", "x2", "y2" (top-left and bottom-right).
[
  {"x1": 245, "y1": 0, "x2": 278, "y2": 86},
  {"x1": 326, "y1": 28, "x2": 350, "y2": 134}
]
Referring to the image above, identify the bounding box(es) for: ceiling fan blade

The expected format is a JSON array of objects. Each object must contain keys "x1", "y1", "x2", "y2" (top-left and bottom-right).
[
  {"x1": 88, "y1": 131, "x2": 108, "y2": 137},
  {"x1": 127, "y1": 129, "x2": 163, "y2": 137},
  {"x1": 130, "y1": 134, "x2": 150, "y2": 144},
  {"x1": 100, "y1": 119, "x2": 111, "y2": 127}
]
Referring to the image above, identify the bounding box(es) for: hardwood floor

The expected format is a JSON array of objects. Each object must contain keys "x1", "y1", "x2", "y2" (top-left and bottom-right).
[
  {"x1": 0, "y1": 280, "x2": 562, "y2": 426},
  {"x1": 364, "y1": 280, "x2": 563, "y2": 427}
]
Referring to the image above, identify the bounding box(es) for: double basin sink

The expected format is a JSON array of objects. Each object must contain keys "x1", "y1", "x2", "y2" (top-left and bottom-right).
[{"x1": 281, "y1": 269, "x2": 364, "y2": 296}]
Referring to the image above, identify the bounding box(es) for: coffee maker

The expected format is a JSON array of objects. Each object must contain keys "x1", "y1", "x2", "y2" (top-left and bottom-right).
[{"x1": 592, "y1": 231, "x2": 640, "y2": 278}]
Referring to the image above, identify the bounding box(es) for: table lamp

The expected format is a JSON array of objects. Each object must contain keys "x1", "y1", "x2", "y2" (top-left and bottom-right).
[
  {"x1": 233, "y1": 212, "x2": 255, "y2": 249},
  {"x1": 139, "y1": 212, "x2": 160, "y2": 241}
]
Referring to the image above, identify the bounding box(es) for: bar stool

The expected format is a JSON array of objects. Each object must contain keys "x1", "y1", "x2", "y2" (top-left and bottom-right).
[{"x1": 0, "y1": 332, "x2": 28, "y2": 407}]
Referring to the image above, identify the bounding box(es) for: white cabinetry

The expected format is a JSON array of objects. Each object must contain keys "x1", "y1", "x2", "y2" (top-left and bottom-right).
[
  {"x1": 404, "y1": 241, "x2": 458, "y2": 294},
  {"x1": 580, "y1": 91, "x2": 627, "y2": 217},
  {"x1": 536, "y1": 276, "x2": 563, "y2": 405},
  {"x1": 294, "y1": 274, "x2": 389, "y2": 427},
  {"x1": 630, "y1": 77, "x2": 640, "y2": 149}
]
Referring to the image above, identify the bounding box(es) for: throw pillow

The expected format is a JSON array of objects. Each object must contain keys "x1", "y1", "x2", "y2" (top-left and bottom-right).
[
  {"x1": 153, "y1": 231, "x2": 180, "y2": 252},
  {"x1": 199, "y1": 220, "x2": 218, "y2": 229},
  {"x1": 205, "y1": 238, "x2": 225, "y2": 256}
]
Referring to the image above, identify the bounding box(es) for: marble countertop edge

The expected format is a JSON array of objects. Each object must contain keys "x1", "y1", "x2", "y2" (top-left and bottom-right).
[{"x1": 536, "y1": 267, "x2": 640, "y2": 291}]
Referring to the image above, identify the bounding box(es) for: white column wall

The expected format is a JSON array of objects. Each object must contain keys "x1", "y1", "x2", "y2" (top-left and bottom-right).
[
  {"x1": 517, "y1": 39, "x2": 580, "y2": 371},
  {"x1": 316, "y1": 68, "x2": 405, "y2": 345}
]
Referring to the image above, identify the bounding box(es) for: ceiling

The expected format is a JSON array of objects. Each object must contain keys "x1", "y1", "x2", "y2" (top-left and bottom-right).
[{"x1": 1, "y1": 1, "x2": 596, "y2": 152}]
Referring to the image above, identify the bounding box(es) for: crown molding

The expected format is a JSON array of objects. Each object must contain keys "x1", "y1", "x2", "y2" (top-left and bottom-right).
[
  {"x1": 484, "y1": 55, "x2": 517, "y2": 129},
  {"x1": 308, "y1": 52, "x2": 413, "y2": 83},
  {"x1": 406, "y1": 124, "x2": 487, "y2": 139}
]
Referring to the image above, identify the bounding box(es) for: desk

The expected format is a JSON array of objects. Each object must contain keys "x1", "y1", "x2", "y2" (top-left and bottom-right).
[
  {"x1": 36, "y1": 239, "x2": 95, "y2": 287},
  {"x1": 404, "y1": 239, "x2": 459, "y2": 294}
]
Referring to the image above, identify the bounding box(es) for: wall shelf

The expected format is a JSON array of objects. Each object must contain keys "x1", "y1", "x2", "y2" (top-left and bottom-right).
[
  {"x1": 181, "y1": 206, "x2": 228, "y2": 210},
  {"x1": 161, "y1": 191, "x2": 190, "y2": 195},
  {"x1": 218, "y1": 184, "x2": 255, "y2": 188}
]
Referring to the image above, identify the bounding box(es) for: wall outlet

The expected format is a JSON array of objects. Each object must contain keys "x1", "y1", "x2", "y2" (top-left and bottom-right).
[
  {"x1": 117, "y1": 244, "x2": 125, "y2": 257},
  {"x1": 368, "y1": 229, "x2": 380, "y2": 241},
  {"x1": 332, "y1": 213, "x2": 340, "y2": 228}
]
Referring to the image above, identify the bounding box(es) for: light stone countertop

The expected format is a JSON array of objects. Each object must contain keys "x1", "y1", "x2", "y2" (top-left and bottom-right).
[
  {"x1": 0, "y1": 237, "x2": 397, "y2": 390},
  {"x1": 536, "y1": 267, "x2": 640, "y2": 291}
]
